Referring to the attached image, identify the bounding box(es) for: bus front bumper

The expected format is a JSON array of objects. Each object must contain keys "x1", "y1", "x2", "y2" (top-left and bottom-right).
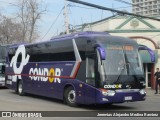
[{"x1": 97, "y1": 89, "x2": 146, "y2": 104}]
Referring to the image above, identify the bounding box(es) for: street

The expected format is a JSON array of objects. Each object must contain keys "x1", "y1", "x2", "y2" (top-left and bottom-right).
[
  {"x1": 0, "y1": 88, "x2": 160, "y2": 120},
  {"x1": 0, "y1": 88, "x2": 160, "y2": 111}
]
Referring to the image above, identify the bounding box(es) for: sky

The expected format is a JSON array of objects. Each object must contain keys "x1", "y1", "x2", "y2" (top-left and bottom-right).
[{"x1": 0, "y1": 0, "x2": 132, "y2": 42}]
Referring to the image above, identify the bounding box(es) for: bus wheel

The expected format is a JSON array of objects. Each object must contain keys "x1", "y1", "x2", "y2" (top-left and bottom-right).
[
  {"x1": 65, "y1": 87, "x2": 77, "y2": 107},
  {"x1": 18, "y1": 80, "x2": 25, "y2": 96}
]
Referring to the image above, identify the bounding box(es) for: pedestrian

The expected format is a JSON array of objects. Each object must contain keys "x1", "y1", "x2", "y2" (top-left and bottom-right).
[{"x1": 154, "y1": 68, "x2": 160, "y2": 94}]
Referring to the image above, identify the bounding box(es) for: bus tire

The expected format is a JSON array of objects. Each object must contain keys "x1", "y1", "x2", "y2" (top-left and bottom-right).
[
  {"x1": 18, "y1": 80, "x2": 25, "y2": 96},
  {"x1": 64, "y1": 86, "x2": 77, "y2": 107}
]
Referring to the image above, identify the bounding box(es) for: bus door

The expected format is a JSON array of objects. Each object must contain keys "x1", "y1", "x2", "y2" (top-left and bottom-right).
[{"x1": 84, "y1": 43, "x2": 97, "y2": 104}]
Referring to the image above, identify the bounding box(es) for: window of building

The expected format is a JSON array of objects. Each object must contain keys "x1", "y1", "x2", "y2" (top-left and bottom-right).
[
  {"x1": 149, "y1": 10, "x2": 152, "y2": 14},
  {"x1": 145, "y1": 11, "x2": 148, "y2": 14},
  {"x1": 149, "y1": 1, "x2": 152, "y2": 5},
  {"x1": 154, "y1": 1, "x2": 157, "y2": 4},
  {"x1": 149, "y1": 6, "x2": 152, "y2": 9},
  {"x1": 153, "y1": 5, "x2": 157, "y2": 8}
]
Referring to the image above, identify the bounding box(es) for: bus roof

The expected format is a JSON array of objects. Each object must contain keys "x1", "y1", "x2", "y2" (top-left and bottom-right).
[
  {"x1": 9, "y1": 31, "x2": 110, "y2": 48},
  {"x1": 9, "y1": 31, "x2": 138, "y2": 48},
  {"x1": 50, "y1": 31, "x2": 110, "y2": 41}
]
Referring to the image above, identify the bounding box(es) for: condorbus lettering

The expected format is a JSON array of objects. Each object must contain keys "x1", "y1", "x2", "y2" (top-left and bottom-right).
[
  {"x1": 104, "y1": 84, "x2": 122, "y2": 89},
  {"x1": 29, "y1": 68, "x2": 61, "y2": 83}
]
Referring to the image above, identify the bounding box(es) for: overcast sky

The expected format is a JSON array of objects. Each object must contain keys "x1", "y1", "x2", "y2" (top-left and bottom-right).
[{"x1": 0, "y1": 0, "x2": 132, "y2": 42}]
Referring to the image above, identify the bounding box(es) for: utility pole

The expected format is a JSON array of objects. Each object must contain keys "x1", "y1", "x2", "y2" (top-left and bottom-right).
[{"x1": 64, "y1": 0, "x2": 69, "y2": 34}]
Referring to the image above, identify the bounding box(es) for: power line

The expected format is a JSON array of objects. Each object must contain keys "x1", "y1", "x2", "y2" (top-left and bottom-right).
[
  {"x1": 114, "y1": 0, "x2": 143, "y2": 9},
  {"x1": 41, "y1": 7, "x2": 64, "y2": 40},
  {"x1": 114, "y1": 0, "x2": 136, "y2": 6},
  {"x1": 115, "y1": 6, "x2": 132, "y2": 10},
  {"x1": 69, "y1": 3, "x2": 131, "y2": 10},
  {"x1": 67, "y1": 0, "x2": 160, "y2": 22},
  {"x1": 68, "y1": 4, "x2": 95, "y2": 9}
]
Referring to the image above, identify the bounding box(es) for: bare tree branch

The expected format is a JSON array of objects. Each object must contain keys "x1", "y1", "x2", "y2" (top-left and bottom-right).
[{"x1": 17, "y1": 0, "x2": 46, "y2": 43}]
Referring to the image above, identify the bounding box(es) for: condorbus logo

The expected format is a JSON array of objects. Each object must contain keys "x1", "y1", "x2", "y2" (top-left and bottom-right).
[
  {"x1": 104, "y1": 84, "x2": 122, "y2": 89},
  {"x1": 29, "y1": 67, "x2": 61, "y2": 83},
  {"x1": 10, "y1": 45, "x2": 30, "y2": 82}
]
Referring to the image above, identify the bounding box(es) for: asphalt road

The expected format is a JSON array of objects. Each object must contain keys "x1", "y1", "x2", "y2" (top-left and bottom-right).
[{"x1": 0, "y1": 88, "x2": 160, "y2": 120}]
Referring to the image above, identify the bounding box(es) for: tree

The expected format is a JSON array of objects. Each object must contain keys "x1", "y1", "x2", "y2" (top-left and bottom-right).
[
  {"x1": 17, "y1": 0, "x2": 46, "y2": 43},
  {"x1": 0, "y1": 0, "x2": 46, "y2": 44},
  {"x1": 0, "y1": 15, "x2": 23, "y2": 44}
]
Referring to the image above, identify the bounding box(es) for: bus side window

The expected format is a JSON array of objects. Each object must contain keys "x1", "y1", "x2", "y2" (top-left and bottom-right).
[{"x1": 86, "y1": 56, "x2": 95, "y2": 86}]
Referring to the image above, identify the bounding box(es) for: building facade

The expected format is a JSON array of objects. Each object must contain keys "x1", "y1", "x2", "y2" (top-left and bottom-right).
[
  {"x1": 76, "y1": 15, "x2": 160, "y2": 89},
  {"x1": 132, "y1": 0, "x2": 160, "y2": 16}
]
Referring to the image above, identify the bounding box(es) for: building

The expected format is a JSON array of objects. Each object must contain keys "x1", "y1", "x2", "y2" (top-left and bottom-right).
[
  {"x1": 132, "y1": 0, "x2": 160, "y2": 16},
  {"x1": 75, "y1": 15, "x2": 160, "y2": 89}
]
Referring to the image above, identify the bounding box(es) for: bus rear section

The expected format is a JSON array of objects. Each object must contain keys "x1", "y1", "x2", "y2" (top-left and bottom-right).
[{"x1": 5, "y1": 31, "x2": 148, "y2": 106}]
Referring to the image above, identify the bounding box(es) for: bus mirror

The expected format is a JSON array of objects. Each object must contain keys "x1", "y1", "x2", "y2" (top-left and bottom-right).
[
  {"x1": 97, "y1": 47, "x2": 106, "y2": 60},
  {"x1": 138, "y1": 45, "x2": 155, "y2": 62}
]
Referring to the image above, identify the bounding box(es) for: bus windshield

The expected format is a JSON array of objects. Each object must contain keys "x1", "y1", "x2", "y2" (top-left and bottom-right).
[
  {"x1": 98, "y1": 42, "x2": 144, "y2": 86},
  {"x1": 103, "y1": 44, "x2": 143, "y2": 75}
]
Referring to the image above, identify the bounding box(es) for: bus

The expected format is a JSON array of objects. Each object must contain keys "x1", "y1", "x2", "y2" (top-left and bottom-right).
[
  {"x1": 0, "y1": 63, "x2": 5, "y2": 87},
  {"x1": 5, "y1": 31, "x2": 147, "y2": 106},
  {"x1": 0, "y1": 45, "x2": 8, "y2": 87}
]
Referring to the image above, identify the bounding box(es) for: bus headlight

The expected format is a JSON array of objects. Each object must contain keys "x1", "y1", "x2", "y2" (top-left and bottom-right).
[
  {"x1": 139, "y1": 89, "x2": 146, "y2": 95},
  {"x1": 100, "y1": 89, "x2": 115, "y2": 96}
]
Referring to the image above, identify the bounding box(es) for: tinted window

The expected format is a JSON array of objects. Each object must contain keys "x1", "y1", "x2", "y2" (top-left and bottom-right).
[
  {"x1": 26, "y1": 40, "x2": 76, "y2": 62},
  {"x1": 75, "y1": 38, "x2": 88, "y2": 60}
]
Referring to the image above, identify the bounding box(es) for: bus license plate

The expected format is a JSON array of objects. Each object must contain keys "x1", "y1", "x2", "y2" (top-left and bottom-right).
[{"x1": 124, "y1": 96, "x2": 132, "y2": 101}]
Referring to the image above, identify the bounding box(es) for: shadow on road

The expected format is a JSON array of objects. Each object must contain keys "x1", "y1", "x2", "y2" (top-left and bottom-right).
[{"x1": 0, "y1": 87, "x2": 8, "y2": 89}]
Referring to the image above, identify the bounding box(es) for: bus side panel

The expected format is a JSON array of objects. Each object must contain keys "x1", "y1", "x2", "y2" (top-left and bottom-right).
[
  {"x1": 23, "y1": 78, "x2": 87, "y2": 103},
  {"x1": 83, "y1": 84, "x2": 96, "y2": 105},
  {"x1": 27, "y1": 80, "x2": 64, "y2": 99},
  {"x1": 21, "y1": 61, "x2": 80, "y2": 100}
]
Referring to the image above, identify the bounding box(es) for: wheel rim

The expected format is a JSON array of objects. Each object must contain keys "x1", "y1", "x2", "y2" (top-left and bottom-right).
[
  {"x1": 18, "y1": 83, "x2": 22, "y2": 94},
  {"x1": 68, "y1": 90, "x2": 76, "y2": 103}
]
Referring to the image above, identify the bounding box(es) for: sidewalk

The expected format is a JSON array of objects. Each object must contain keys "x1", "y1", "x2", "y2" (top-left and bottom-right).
[
  {"x1": 146, "y1": 88, "x2": 154, "y2": 95},
  {"x1": 145, "y1": 88, "x2": 160, "y2": 96}
]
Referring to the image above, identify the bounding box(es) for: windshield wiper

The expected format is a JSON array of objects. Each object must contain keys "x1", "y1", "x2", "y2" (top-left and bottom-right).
[{"x1": 114, "y1": 63, "x2": 126, "y2": 84}]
